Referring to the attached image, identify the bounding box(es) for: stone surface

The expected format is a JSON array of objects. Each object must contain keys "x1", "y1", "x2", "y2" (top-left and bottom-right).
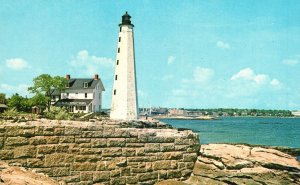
[{"x1": 157, "y1": 144, "x2": 300, "y2": 185}]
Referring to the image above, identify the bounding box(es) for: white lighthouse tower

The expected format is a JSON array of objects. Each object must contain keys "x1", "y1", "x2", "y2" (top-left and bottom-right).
[{"x1": 110, "y1": 12, "x2": 139, "y2": 120}]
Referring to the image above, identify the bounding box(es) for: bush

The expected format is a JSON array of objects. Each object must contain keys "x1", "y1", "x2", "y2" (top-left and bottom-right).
[
  {"x1": 44, "y1": 106, "x2": 72, "y2": 120},
  {"x1": 2, "y1": 108, "x2": 19, "y2": 117}
]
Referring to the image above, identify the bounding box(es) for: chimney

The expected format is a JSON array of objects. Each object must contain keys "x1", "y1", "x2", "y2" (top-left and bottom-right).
[
  {"x1": 94, "y1": 74, "x2": 99, "y2": 80},
  {"x1": 66, "y1": 74, "x2": 70, "y2": 80}
]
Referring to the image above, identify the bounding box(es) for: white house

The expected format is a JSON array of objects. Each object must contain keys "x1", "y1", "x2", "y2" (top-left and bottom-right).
[{"x1": 52, "y1": 74, "x2": 105, "y2": 113}]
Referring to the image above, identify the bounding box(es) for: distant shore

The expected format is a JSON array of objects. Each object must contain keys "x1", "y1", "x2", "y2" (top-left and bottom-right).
[
  {"x1": 153, "y1": 115, "x2": 218, "y2": 120},
  {"x1": 154, "y1": 115, "x2": 299, "y2": 120}
]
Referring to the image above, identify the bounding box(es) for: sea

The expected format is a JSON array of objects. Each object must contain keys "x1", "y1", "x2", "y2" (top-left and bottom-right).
[{"x1": 160, "y1": 117, "x2": 300, "y2": 161}]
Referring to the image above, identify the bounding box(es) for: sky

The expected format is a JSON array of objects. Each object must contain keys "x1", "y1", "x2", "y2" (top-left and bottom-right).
[{"x1": 0, "y1": 0, "x2": 300, "y2": 110}]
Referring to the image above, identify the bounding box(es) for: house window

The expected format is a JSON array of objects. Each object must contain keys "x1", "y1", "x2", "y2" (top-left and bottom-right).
[
  {"x1": 118, "y1": 48, "x2": 120, "y2": 53},
  {"x1": 65, "y1": 83, "x2": 70, "y2": 88},
  {"x1": 117, "y1": 60, "x2": 119, "y2": 65},
  {"x1": 120, "y1": 27, "x2": 122, "y2": 32},
  {"x1": 115, "y1": 75, "x2": 118, "y2": 80},
  {"x1": 114, "y1": 89, "x2": 116, "y2": 95},
  {"x1": 119, "y1": 37, "x2": 121, "y2": 42},
  {"x1": 66, "y1": 93, "x2": 69, "y2": 97},
  {"x1": 76, "y1": 106, "x2": 86, "y2": 111},
  {"x1": 84, "y1": 82, "x2": 88, "y2": 88},
  {"x1": 85, "y1": 93, "x2": 87, "y2": 98}
]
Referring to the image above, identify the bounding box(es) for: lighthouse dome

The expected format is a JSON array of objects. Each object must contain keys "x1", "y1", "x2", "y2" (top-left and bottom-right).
[{"x1": 120, "y1": 11, "x2": 133, "y2": 26}]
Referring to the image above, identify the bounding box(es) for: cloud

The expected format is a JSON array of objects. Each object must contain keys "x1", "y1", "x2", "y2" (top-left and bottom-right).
[
  {"x1": 193, "y1": 67, "x2": 214, "y2": 83},
  {"x1": 270, "y1": 79, "x2": 280, "y2": 86},
  {"x1": 282, "y1": 55, "x2": 300, "y2": 66},
  {"x1": 6, "y1": 58, "x2": 30, "y2": 70},
  {"x1": 69, "y1": 50, "x2": 114, "y2": 77},
  {"x1": 167, "y1": 56, "x2": 175, "y2": 65},
  {"x1": 231, "y1": 68, "x2": 282, "y2": 87},
  {"x1": 231, "y1": 68, "x2": 270, "y2": 85},
  {"x1": 231, "y1": 68, "x2": 254, "y2": 81},
  {"x1": 253, "y1": 74, "x2": 269, "y2": 85},
  {"x1": 216, "y1": 41, "x2": 230, "y2": 49},
  {"x1": 282, "y1": 59, "x2": 299, "y2": 66},
  {"x1": 0, "y1": 83, "x2": 30, "y2": 96}
]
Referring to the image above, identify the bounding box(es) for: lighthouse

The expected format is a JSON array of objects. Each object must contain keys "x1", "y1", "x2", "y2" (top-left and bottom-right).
[{"x1": 110, "y1": 12, "x2": 139, "y2": 120}]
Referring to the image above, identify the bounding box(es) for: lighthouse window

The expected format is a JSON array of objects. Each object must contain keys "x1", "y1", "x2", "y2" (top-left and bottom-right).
[
  {"x1": 120, "y1": 27, "x2": 122, "y2": 32},
  {"x1": 118, "y1": 48, "x2": 120, "y2": 53},
  {"x1": 119, "y1": 37, "x2": 121, "y2": 42},
  {"x1": 117, "y1": 60, "x2": 119, "y2": 65},
  {"x1": 114, "y1": 89, "x2": 116, "y2": 95},
  {"x1": 115, "y1": 75, "x2": 118, "y2": 80}
]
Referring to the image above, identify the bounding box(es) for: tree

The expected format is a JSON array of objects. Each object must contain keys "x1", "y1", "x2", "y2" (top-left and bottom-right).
[
  {"x1": 0, "y1": 93, "x2": 6, "y2": 104},
  {"x1": 7, "y1": 93, "x2": 31, "y2": 112},
  {"x1": 30, "y1": 93, "x2": 49, "y2": 107},
  {"x1": 28, "y1": 74, "x2": 67, "y2": 109}
]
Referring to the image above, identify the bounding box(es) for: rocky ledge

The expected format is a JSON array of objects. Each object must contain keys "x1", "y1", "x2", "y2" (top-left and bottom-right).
[
  {"x1": 157, "y1": 144, "x2": 300, "y2": 185},
  {"x1": 0, "y1": 162, "x2": 58, "y2": 185}
]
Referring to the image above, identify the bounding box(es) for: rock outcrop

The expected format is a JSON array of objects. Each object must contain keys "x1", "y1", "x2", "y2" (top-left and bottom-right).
[
  {"x1": 0, "y1": 162, "x2": 58, "y2": 185},
  {"x1": 158, "y1": 144, "x2": 300, "y2": 185}
]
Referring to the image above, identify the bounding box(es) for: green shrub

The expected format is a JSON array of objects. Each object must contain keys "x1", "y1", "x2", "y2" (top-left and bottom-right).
[
  {"x1": 44, "y1": 106, "x2": 72, "y2": 120},
  {"x1": 2, "y1": 108, "x2": 19, "y2": 117}
]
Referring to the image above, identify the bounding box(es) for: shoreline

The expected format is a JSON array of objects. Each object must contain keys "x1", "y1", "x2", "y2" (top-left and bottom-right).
[{"x1": 156, "y1": 115, "x2": 300, "y2": 120}]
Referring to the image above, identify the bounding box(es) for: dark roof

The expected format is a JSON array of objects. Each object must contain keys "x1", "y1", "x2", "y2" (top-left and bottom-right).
[
  {"x1": 67, "y1": 78, "x2": 103, "y2": 90},
  {"x1": 54, "y1": 99, "x2": 92, "y2": 106},
  {"x1": 51, "y1": 78, "x2": 105, "y2": 95}
]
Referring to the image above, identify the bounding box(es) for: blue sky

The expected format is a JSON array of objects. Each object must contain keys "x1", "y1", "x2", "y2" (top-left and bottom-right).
[{"x1": 0, "y1": 0, "x2": 300, "y2": 110}]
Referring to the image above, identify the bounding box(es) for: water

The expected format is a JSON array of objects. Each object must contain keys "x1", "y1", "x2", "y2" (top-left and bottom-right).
[{"x1": 161, "y1": 117, "x2": 300, "y2": 148}]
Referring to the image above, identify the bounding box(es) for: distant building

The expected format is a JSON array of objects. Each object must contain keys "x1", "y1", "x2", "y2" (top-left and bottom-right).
[
  {"x1": 168, "y1": 109, "x2": 187, "y2": 116},
  {"x1": 292, "y1": 111, "x2": 300, "y2": 117},
  {"x1": 150, "y1": 108, "x2": 168, "y2": 115},
  {"x1": 186, "y1": 111, "x2": 203, "y2": 117},
  {"x1": 52, "y1": 74, "x2": 105, "y2": 113}
]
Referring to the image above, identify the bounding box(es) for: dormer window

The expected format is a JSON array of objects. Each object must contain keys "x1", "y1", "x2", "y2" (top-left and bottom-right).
[
  {"x1": 84, "y1": 82, "x2": 88, "y2": 88},
  {"x1": 65, "y1": 83, "x2": 70, "y2": 88}
]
